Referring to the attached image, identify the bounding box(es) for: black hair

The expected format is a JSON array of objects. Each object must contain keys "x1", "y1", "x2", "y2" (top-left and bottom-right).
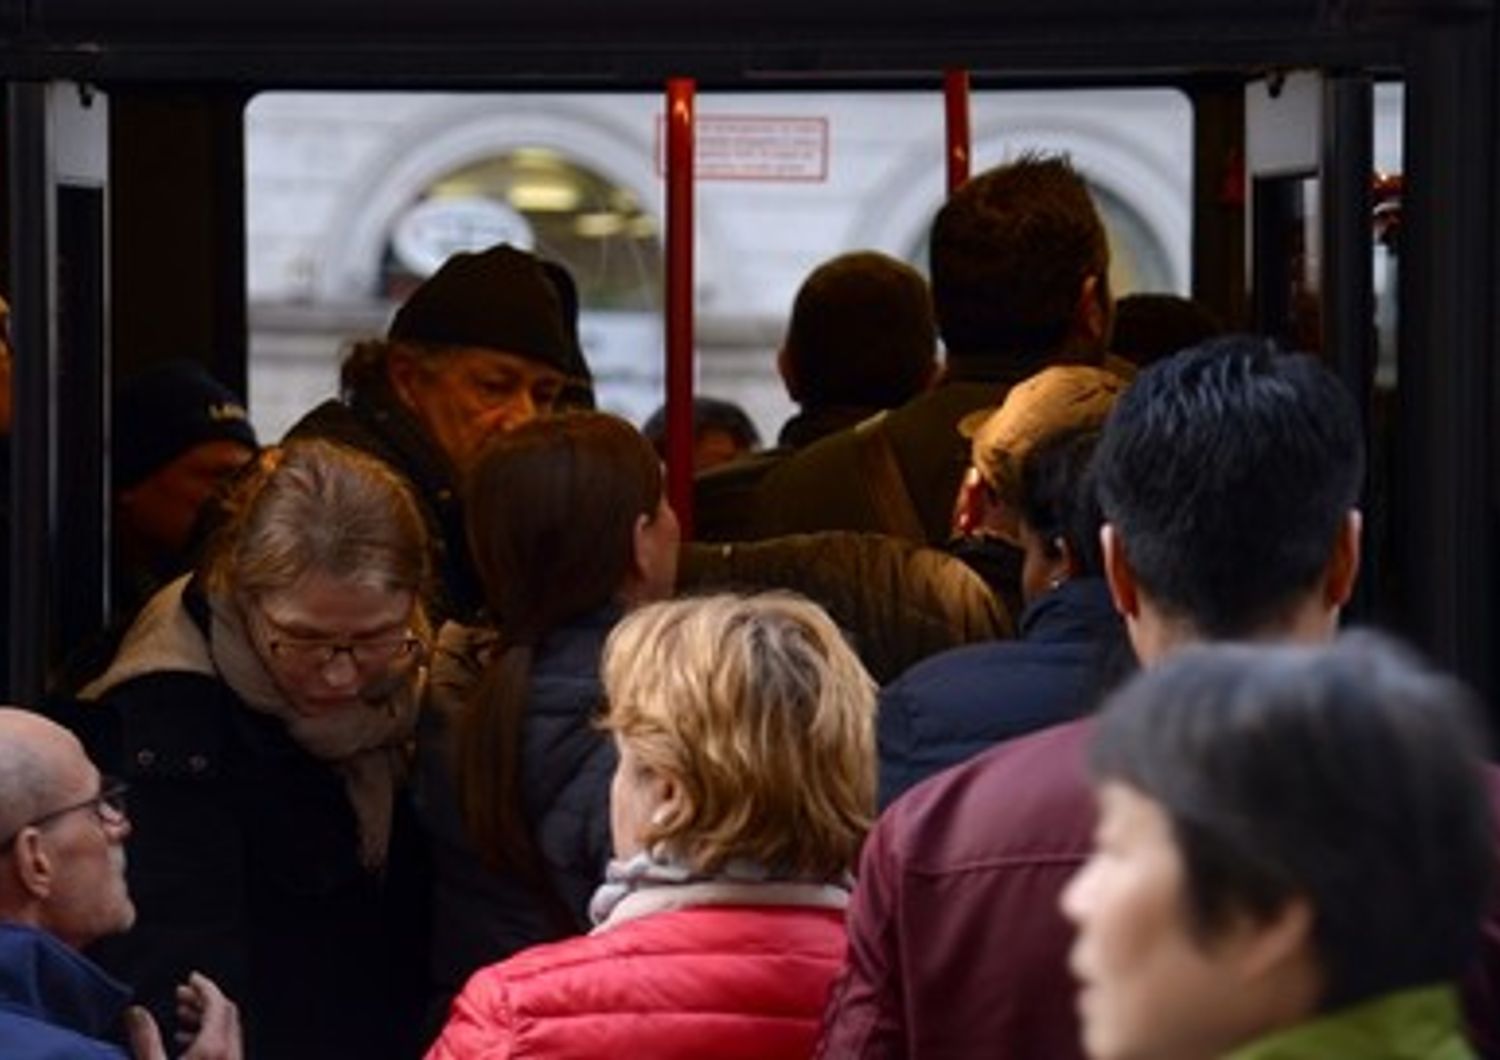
[
  {"x1": 930, "y1": 153, "x2": 1109, "y2": 365},
  {"x1": 1110, "y1": 292, "x2": 1225, "y2": 368},
  {"x1": 782, "y1": 250, "x2": 936, "y2": 409},
  {"x1": 642, "y1": 396, "x2": 761, "y2": 456},
  {"x1": 1093, "y1": 335, "x2": 1364, "y2": 637},
  {"x1": 1017, "y1": 427, "x2": 1104, "y2": 578},
  {"x1": 1091, "y1": 632, "x2": 1494, "y2": 1011}
]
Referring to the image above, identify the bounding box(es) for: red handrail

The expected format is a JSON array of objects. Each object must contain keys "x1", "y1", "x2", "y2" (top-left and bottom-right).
[
  {"x1": 944, "y1": 68, "x2": 971, "y2": 194},
  {"x1": 665, "y1": 76, "x2": 696, "y2": 539}
]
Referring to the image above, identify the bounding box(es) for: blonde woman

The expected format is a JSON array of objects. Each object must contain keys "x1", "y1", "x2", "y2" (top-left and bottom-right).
[
  {"x1": 77, "y1": 439, "x2": 432, "y2": 1060},
  {"x1": 427, "y1": 593, "x2": 876, "y2": 1060}
]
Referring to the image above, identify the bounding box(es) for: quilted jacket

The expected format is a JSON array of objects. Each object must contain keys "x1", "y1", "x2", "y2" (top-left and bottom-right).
[{"x1": 427, "y1": 901, "x2": 846, "y2": 1059}]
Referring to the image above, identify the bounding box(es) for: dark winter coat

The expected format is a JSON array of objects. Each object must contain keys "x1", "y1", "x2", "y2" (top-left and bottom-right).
[
  {"x1": 287, "y1": 381, "x2": 482, "y2": 624},
  {"x1": 751, "y1": 358, "x2": 1033, "y2": 546},
  {"x1": 415, "y1": 610, "x2": 618, "y2": 1026},
  {"x1": 877, "y1": 576, "x2": 1124, "y2": 806},
  {"x1": 70, "y1": 579, "x2": 430, "y2": 1060},
  {"x1": 679, "y1": 531, "x2": 1011, "y2": 685},
  {"x1": 692, "y1": 405, "x2": 880, "y2": 543}
]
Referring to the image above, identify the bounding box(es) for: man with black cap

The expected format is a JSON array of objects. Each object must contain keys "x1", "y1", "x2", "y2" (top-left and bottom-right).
[
  {"x1": 287, "y1": 242, "x2": 586, "y2": 623},
  {"x1": 51, "y1": 360, "x2": 259, "y2": 690},
  {"x1": 112, "y1": 361, "x2": 259, "y2": 629}
]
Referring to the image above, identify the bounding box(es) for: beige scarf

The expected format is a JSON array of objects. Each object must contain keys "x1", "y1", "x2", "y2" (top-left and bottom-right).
[{"x1": 82, "y1": 575, "x2": 423, "y2": 869}]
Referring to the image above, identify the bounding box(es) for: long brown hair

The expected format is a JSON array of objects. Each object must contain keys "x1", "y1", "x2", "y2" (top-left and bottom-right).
[{"x1": 455, "y1": 412, "x2": 663, "y2": 878}]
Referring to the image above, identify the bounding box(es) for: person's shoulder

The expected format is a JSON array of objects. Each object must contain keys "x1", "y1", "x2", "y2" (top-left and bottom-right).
[
  {"x1": 0, "y1": 928, "x2": 131, "y2": 1060},
  {"x1": 493, "y1": 906, "x2": 845, "y2": 1014},
  {"x1": 879, "y1": 717, "x2": 1097, "y2": 863},
  {"x1": 882, "y1": 377, "x2": 1005, "y2": 435},
  {"x1": 607, "y1": 903, "x2": 847, "y2": 958},
  {"x1": 0, "y1": 1012, "x2": 128, "y2": 1060},
  {"x1": 757, "y1": 416, "x2": 865, "y2": 490},
  {"x1": 283, "y1": 397, "x2": 357, "y2": 441},
  {"x1": 693, "y1": 450, "x2": 791, "y2": 541},
  {"x1": 888, "y1": 637, "x2": 1026, "y2": 693},
  {"x1": 883, "y1": 628, "x2": 1092, "y2": 728},
  {"x1": 428, "y1": 622, "x2": 496, "y2": 706},
  {"x1": 283, "y1": 395, "x2": 404, "y2": 468}
]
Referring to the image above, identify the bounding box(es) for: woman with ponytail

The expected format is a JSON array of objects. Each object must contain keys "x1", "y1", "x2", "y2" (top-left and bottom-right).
[{"x1": 416, "y1": 411, "x2": 678, "y2": 1031}]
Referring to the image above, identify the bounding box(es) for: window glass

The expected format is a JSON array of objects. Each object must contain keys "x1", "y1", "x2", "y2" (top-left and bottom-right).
[{"x1": 245, "y1": 88, "x2": 1191, "y2": 443}]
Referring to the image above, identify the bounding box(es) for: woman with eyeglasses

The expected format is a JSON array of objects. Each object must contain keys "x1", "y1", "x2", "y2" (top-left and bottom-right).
[
  {"x1": 75, "y1": 438, "x2": 433, "y2": 1060},
  {"x1": 416, "y1": 411, "x2": 678, "y2": 1036}
]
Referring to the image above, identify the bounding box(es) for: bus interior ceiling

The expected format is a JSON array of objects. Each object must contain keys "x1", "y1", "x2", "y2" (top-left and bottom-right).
[{"x1": 1, "y1": 0, "x2": 1496, "y2": 706}]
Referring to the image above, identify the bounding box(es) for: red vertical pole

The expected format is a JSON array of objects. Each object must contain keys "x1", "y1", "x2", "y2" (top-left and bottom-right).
[
  {"x1": 944, "y1": 68, "x2": 972, "y2": 195},
  {"x1": 665, "y1": 77, "x2": 696, "y2": 539}
]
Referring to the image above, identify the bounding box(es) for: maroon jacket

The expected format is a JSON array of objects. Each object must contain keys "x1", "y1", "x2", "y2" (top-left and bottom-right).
[{"x1": 817, "y1": 717, "x2": 1500, "y2": 1059}]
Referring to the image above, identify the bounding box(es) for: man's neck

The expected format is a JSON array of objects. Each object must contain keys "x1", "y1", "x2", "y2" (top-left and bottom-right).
[{"x1": 1132, "y1": 598, "x2": 1341, "y2": 667}]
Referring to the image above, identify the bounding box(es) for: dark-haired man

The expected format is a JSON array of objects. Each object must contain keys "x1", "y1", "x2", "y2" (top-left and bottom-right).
[
  {"x1": 692, "y1": 250, "x2": 938, "y2": 540},
  {"x1": 754, "y1": 155, "x2": 1114, "y2": 547},
  {"x1": 288, "y1": 243, "x2": 587, "y2": 622},
  {"x1": 817, "y1": 337, "x2": 1385, "y2": 1058}
]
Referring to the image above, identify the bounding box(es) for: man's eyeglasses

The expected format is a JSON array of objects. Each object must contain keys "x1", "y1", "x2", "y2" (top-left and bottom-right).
[
  {"x1": 263, "y1": 632, "x2": 423, "y2": 672},
  {"x1": 0, "y1": 778, "x2": 130, "y2": 851}
]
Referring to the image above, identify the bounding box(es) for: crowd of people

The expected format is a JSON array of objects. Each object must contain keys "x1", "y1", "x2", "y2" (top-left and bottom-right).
[{"x1": 0, "y1": 151, "x2": 1495, "y2": 1060}]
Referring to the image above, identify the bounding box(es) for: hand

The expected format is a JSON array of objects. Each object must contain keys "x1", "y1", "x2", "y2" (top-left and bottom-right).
[
  {"x1": 123, "y1": 973, "x2": 242, "y2": 1060},
  {"x1": 123, "y1": 1004, "x2": 165, "y2": 1060},
  {"x1": 173, "y1": 972, "x2": 241, "y2": 1060}
]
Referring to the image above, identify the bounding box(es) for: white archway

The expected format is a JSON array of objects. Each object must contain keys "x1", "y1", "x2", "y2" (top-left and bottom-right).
[
  {"x1": 314, "y1": 95, "x2": 736, "y2": 304},
  {"x1": 853, "y1": 90, "x2": 1193, "y2": 294}
]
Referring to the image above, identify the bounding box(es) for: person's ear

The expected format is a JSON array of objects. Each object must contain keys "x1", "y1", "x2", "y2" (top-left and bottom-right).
[
  {"x1": 1323, "y1": 509, "x2": 1362, "y2": 610},
  {"x1": 1058, "y1": 537, "x2": 1083, "y2": 579},
  {"x1": 1229, "y1": 898, "x2": 1315, "y2": 985},
  {"x1": 776, "y1": 346, "x2": 802, "y2": 404},
  {"x1": 651, "y1": 770, "x2": 684, "y2": 824},
  {"x1": 630, "y1": 508, "x2": 674, "y2": 587},
  {"x1": 385, "y1": 347, "x2": 423, "y2": 410},
  {"x1": 918, "y1": 353, "x2": 940, "y2": 392},
  {"x1": 1101, "y1": 524, "x2": 1139, "y2": 618},
  {"x1": 628, "y1": 512, "x2": 652, "y2": 587},
  {"x1": 11, "y1": 828, "x2": 53, "y2": 900},
  {"x1": 952, "y1": 470, "x2": 986, "y2": 536},
  {"x1": 1075, "y1": 273, "x2": 1111, "y2": 350}
]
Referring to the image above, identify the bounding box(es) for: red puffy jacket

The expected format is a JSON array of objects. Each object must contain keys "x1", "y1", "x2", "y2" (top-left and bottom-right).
[{"x1": 427, "y1": 903, "x2": 847, "y2": 1059}]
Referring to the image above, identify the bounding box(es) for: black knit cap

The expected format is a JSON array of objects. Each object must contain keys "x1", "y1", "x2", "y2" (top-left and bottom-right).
[
  {"x1": 388, "y1": 243, "x2": 574, "y2": 375},
  {"x1": 113, "y1": 360, "x2": 259, "y2": 490}
]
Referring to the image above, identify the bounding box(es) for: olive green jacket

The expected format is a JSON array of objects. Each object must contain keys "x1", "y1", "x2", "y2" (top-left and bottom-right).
[{"x1": 1224, "y1": 986, "x2": 1474, "y2": 1060}]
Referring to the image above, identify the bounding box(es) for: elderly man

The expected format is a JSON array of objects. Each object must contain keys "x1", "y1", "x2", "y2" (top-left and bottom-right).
[
  {"x1": 0, "y1": 708, "x2": 238, "y2": 1059},
  {"x1": 288, "y1": 242, "x2": 588, "y2": 623}
]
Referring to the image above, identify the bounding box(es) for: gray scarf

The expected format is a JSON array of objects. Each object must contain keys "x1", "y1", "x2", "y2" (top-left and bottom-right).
[
  {"x1": 82, "y1": 575, "x2": 423, "y2": 869},
  {"x1": 588, "y1": 850, "x2": 851, "y2": 932}
]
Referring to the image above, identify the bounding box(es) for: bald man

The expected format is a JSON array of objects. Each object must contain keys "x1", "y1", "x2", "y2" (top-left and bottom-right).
[{"x1": 0, "y1": 708, "x2": 239, "y2": 1059}]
